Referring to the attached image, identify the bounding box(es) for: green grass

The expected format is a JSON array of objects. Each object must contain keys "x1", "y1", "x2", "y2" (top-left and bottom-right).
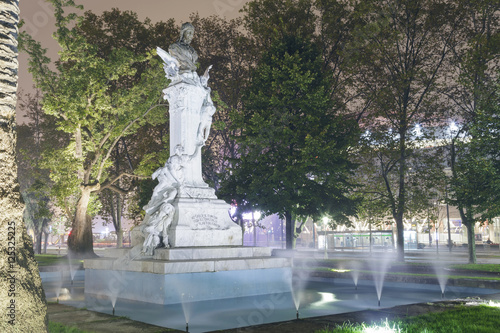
[
  {"x1": 450, "y1": 264, "x2": 500, "y2": 273},
  {"x1": 317, "y1": 304, "x2": 500, "y2": 332},
  {"x1": 305, "y1": 267, "x2": 500, "y2": 281},
  {"x1": 35, "y1": 254, "x2": 83, "y2": 267},
  {"x1": 48, "y1": 322, "x2": 91, "y2": 333},
  {"x1": 321, "y1": 259, "x2": 500, "y2": 273}
]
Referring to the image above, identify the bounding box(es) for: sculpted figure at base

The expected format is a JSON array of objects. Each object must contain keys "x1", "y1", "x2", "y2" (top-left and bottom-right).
[{"x1": 141, "y1": 144, "x2": 200, "y2": 253}]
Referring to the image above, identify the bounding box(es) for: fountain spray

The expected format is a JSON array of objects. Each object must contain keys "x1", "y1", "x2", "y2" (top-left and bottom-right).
[
  {"x1": 441, "y1": 291, "x2": 444, "y2": 299},
  {"x1": 378, "y1": 299, "x2": 381, "y2": 307},
  {"x1": 112, "y1": 306, "x2": 115, "y2": 316}
]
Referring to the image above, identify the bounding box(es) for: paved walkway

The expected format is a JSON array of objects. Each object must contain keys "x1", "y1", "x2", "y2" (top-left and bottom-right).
[{"x1": 48, "y1": 303, "x2": 183, "y2": 332}]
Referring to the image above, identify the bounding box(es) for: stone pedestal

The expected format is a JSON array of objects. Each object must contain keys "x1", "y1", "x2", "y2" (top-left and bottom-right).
[
  {"x1": 169, "y1": 197, "x2": 242, "y2": 247},
  {"x1": 84, "y1": 247, "x2": 292, "y2": 305},
  {"x1": 132, "y1": 194, "x2": 243, "y2": 248}
]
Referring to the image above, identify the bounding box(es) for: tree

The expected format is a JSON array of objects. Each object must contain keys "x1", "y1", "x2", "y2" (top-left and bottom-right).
[
  {"x1": 20, "y1": 0, "x2": 168, "y2": 257},
  {"x1": 349, "y1": 0, "x2": 458, "y2": 261},
  {"x1": 449, "y1": 76, "x2": 500, "y2": 263},
  {"x1": 220, "y1": 35, "x2": 359, "y2": 249},
  {"x1": 189, "y1": 14, "x2": 256, "y2": 190},
  {"x1": 16, "y1": 90, "x2": 62, "y2": 254},
  {"x1": 0, "y1": 0, "x2": 48, "y2": 330},
  {"x1": 445, "y1": 0, "x2": 499, "y2": 263},
  {"x1": 75, "y1": 9, "x2": 177, "y2": 247},
  {"x1": 22, "y1": 182, "x2": 51, "y2": 254}
]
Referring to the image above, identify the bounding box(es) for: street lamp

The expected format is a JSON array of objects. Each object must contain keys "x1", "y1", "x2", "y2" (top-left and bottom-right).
[{"x1": 322, "y1": 217, "x2": 329, "y2": 259}]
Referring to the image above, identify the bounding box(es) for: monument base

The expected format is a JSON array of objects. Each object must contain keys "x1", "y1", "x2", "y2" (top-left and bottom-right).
[
  {"x1": 84, "y1": 247, "x2": 292, "y2": 305},
  {"x1": 169, "y1": 197, "x2": 242, "y2": 247},
  {"x1": 133, "y1": 196, "x2": 243, "y2": 248}
]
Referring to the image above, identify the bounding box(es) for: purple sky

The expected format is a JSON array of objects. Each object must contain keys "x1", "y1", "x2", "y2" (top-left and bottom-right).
[{"x1": 17, "y1": 0, "x2": 248, "y2": 122}]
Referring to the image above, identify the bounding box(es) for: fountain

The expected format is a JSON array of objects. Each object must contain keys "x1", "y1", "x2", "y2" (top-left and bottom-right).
[
  {"x1": 287, "y1": 256, "x2": 315, "y2": 320},
  {"x1": 67, "y1": 253, "x2": 77, "y2": 286},
  {"x1": 348, "y1": 261, "x2": 361, "y2": 290},
  {"x1": 369, "y1": 254, "x2": 391, "y2": 307},
  {"x1": 432, "y1": 262, "x2": 449, "y2": 299},
  {"x1": 84, "y1": 23, "x2": 292, "y2": 309},
  {"x1": 54, "y1": 270, "x2": 63, "y2": 303}
]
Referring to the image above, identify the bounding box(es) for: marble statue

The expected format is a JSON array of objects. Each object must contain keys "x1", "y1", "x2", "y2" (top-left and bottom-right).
[{"x1": 138, "y1": 22, "x2": 242, "y2": 253}]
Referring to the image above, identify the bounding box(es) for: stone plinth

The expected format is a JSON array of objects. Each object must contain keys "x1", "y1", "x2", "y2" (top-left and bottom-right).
[
  {"x1": 84, "y1": 247, "x2": 292, "y2": 305},
  {"x1": 132, "y1": 197, "x2": 243, "y2": 248},
  {"x1": 169, "y1": 197, "x2": 242, "y2": 247}
]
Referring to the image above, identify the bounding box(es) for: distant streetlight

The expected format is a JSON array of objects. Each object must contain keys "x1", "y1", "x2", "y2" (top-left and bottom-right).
[{"x1": 322, "y1": 217, "x2": 329, "y2": 259}]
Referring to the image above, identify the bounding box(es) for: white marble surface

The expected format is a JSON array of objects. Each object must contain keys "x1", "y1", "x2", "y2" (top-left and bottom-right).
[{"x1": 85, "y1": 246, "x2": 291, "y2": 275}]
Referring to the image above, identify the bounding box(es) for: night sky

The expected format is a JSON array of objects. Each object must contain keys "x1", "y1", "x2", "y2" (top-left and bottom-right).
[{"x1": 17, "y1": 0, "x2": 249, "y2": 122}]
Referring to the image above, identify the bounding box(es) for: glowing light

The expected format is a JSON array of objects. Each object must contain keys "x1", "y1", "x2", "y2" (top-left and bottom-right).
[
  {"x1": 450, "y1": 121, "x2": 459, "y2": 132},
  {"x1": 310, "y1": 292, "x2": 337, "y2": 307},
  {"x1": 330, "y1": 268, "x2": 351, "y2": 273},
  {"x1": 488, "y1": 301, "x2": 500, "y2": 308},
  {"x1": 414, "y1": 123, "x2": 422, "y2": 137},
  {"x1": 242, "y1": 211, "x2": 261, "y2": 220},
  {"x1": 362, "y1": 319, "x2": 401, "y2": 333}
]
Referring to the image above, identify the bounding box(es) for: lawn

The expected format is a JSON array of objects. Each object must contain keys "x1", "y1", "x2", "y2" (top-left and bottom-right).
[
  {"x1": 35, "y1": 254, "x2": 83, "y2": 267},
  {"x1": 49, "y1": 322, "x2": 90, "y2": 333},
  {"x1": 317, "y1": 303, "x2": 500, "y2": 332}
]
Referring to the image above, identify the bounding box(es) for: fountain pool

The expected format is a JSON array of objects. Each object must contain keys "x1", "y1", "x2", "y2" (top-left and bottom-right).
[{"x1": 41, "y1": 273, "x2": 497, "y2": 333}]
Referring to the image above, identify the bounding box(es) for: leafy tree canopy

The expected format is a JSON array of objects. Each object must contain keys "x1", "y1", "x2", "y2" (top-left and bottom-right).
[{"x1": 220, "y1": 35, "x2": 359, "y2": 241}]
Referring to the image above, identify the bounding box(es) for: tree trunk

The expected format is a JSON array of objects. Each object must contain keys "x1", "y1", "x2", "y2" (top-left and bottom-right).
[
  {"x1": 0, "y1": 1, "x2": 49, "y2": 330},
  {"x1": 67, "y1": 187, "x2": 95, "y2": 257},
  {"x1": 43, "y1": 231, "x2": 49, "y2": 254},
  {"x1": 395, "y1": 215, "x2": 405, "y2": 262},
  {"x1": 115, "y1": 193, "x2": 123, "y2": 248},
  {"x1": 35, "y1": 232, "x2": 42, "y2": 255},
  {"x1": 464, "y1": 221, "x2": 477, "y2": 264},
  {"x1": 285, "y1": 211, "x2": 295, "y2": 249}
]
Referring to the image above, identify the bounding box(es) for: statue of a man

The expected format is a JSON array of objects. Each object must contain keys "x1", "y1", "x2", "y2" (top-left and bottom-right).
[{"x1": 169, "y1": 22, "x2": 198, "y2": 74}]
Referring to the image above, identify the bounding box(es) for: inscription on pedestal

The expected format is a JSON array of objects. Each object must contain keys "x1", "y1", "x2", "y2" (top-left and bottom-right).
[{"x1": 192, "y1": 214, "x2": 220, "y2": 229}]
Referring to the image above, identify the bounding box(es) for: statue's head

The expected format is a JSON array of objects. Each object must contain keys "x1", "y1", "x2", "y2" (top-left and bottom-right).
[
  {"x1": 174, "y1": 144, "x2": 184, "y2": 155},
  {"x1": 179, "y1": 22, "x2": 195, "y2": 44}
]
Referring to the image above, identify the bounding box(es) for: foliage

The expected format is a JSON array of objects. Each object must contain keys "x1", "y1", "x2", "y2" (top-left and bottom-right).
[
  {"x1": 16, "y1": 90, "x2": 64, "y2": 253},
  {"x1": 220, "y1": 34, "x2": 359, "y2": 248},
  {"x1": 347, "y1": 0, "x2": 459, "y2": 261},
  {"x1": 188, "y1": 14, "x2": 256, "y2": 189},
  {"x1": 19, "y1": 0, "x2": 168, "y2": 255},
  {"x1": 445, "y1": 0, "x2": 500, "y2": 263}
]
